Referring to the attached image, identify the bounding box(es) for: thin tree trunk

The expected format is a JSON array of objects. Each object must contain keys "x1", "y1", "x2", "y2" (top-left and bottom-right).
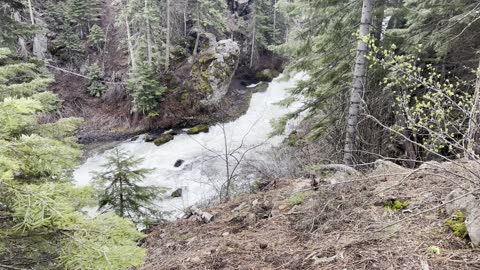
[
  {"x1": 373, "y1": 0, "x2": 385, "y2": 42},
  {"x1": 145, "y1": 0, "x2": 153, "y2": 65},
  {"x1": 125, "y1": 15, "x2": 137, "y2": 71},
  {"x1": 249, "y1": 10, "x2": 256, "y2": 69},
  {"x1": 193, "y1": 32, "x2": 200, "y2": 56},
  {"x1": 165, "y1": 0, "x2": 171, "y2": 71},
  {"x1": 27, "y1": 0, "x2": 35, "y2": 24},
  {"x1": 343, "y1": 0, "x2": 373, "y2": 165},
  {"x1": 273, "y1": 0, "x2": 276, "y2": 43},
  {"x1": 184, "y1": 0, "x2": 188, "y2": 37},
  {"x1": 466, "y1": 57, "x2": 480, "y2": 157}
]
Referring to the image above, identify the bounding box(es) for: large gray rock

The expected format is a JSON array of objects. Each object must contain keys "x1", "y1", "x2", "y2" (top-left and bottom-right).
[
  {"x1": 191, "y1": 37, "x2": 240, "y2": 106},
  {"x1": 445, "y1": 189, "x2": 479, "y2": 216},
  {"x1": 466, "y1": 208, "x2": 480, "y2": 246}
]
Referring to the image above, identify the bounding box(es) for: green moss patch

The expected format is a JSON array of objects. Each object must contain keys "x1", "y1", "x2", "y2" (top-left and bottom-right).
[
  {"x1": 445, "y1": 211, "x2": 468, "y2": 239},
  {"x1": 384, "y1": 199, "x2": 410, "y2": 210}
]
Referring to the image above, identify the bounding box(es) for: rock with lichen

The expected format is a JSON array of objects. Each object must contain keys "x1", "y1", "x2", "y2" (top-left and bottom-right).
[
  {"x1": 190, "y1": 35, "x2": 240, "y2": 106},
  {"x1": 466, "y1": 208, "x2": 480, "y2": 246}
]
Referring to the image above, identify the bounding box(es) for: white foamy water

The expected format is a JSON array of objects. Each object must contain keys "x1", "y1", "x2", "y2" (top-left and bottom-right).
[{"x1": 73, "y1": 74, "x2": 304, "y2": 217}]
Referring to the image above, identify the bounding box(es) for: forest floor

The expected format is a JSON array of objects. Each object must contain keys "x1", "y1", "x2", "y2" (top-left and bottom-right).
[{"x1": 141, "y1": 160, "x2": 480, "y2": 269}]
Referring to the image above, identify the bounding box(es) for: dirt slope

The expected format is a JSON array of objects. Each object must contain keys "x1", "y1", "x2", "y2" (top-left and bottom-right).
[{"x1": 142, "y1": 160, "x2": 480, "y2": 269}]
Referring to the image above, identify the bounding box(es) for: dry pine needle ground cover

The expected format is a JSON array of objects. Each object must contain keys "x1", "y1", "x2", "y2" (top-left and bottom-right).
[{"x1": 142, "y1": 160, "x2": 480, "y2": 270}]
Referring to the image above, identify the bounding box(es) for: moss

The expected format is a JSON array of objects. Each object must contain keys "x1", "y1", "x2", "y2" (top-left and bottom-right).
[
  {"x1": 426, "y1": 245, "x2": 441, "y2": 255},
  {"x1": 187, "y1": 124, "x2": 209, "y2": 135},
  {"x1": 153, "y1": 134, "x2": 174, "y2": 146},
  {"x1": 384, "y1": 199, "x2": 410, "y2": 210},
  {"x1": 255, "y1": 69, "x2": 280, "y2": 82},
  {"x1": 445, "y1": 211, "x2": 468, "y2": 238},
  {"x1": 288, "y1": 192, "x2": 306, "y2": 206}
]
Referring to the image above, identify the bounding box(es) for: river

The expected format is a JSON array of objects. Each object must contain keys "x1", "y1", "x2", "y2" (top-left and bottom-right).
[{"x1": 73, "y1": 73, "x2": 303, "y2": 218}]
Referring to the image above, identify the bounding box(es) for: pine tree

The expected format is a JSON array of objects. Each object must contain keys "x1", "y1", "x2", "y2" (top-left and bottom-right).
[
  {"x1": 87, "y1": 63, "x2": 107, "y2": 97},
  {"x1": 127, "y1": 63, "x2": 167, "y2": 116},
  {"x1": 192, "y1": 0, "x2": 227, "y2": 55},
  {"x1": 0, "y1": 48, "x2": 146, "y2": 269},
  {"x1": 92, "y1": 148, "x2": 165, "y2": 224},
  {"x1": 88, "y1": 24, "x2": 105, "y2": 50}
]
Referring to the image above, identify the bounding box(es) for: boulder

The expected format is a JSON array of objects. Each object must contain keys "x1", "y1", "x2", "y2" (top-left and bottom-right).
[
  {"x1": 249, "y1": 81, "x2": 269, "y2": 93},
  {"x1": 153, "y1": 134, "x2": 174, "y2": 146},
  {"x1": 466, "y1": 208, "x2": 480, "y2": 246},
  {"x1": 187, "y1": 124, "x2": 209, "y2": 135},
  {"x1": 171, "y1": 188, "x2": 183, "y2": 198},
  {"x1": 445, "y1": 189, "x2": 479, "y2": 216},
  {"x1": 372, "y1": 159, "x2": 410, "y2": 174},
  {"x1": 191, "y1": 37, "x2": 240, "y2": 106},
  {"x1": 144, "y1": 135, "x2": 156, "y2": 142},
  {"x1": 255, "y1": 69, "x2": 280, "y2": 82},
  {"x1": 174, "y1": 159, "x2": 185, "y2": 167}
]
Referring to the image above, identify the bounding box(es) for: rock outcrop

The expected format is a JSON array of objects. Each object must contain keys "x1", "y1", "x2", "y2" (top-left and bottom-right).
[{"x1": 191, "y1": 36, "x2": 240, "y2": 106}]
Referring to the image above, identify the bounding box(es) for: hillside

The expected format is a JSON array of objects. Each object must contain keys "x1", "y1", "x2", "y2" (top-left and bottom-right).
[{"x1": 142, "y1": 160, "x2": 480, "y2": 269}]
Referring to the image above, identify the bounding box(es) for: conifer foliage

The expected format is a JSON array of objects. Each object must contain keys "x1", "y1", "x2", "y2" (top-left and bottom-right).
[
  {"x1": 92, "y1": 148, "x2": 164, "y2": 225},
  {"x1": 0, "y1": 48, "x2": 146, "y2": 269}
]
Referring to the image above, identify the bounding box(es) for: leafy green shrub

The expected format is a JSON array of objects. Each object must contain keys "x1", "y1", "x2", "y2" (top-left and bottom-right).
[{"x1": 289, "y1": 192, "x2": 306, "y2": 206}]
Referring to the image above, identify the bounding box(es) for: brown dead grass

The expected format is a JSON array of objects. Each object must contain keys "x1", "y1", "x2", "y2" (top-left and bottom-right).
[{"x1": 141, "y1": 160, "x2": 480, "y2": 270}]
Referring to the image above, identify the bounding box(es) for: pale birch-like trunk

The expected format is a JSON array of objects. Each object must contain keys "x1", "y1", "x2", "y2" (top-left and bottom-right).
[
  {"x1": 184, "y1": 0, "x2": 188, "y2": 37},
  {"x1": 273, "y1": 0, "x2": 276, "y2": 43},
  {"x1": 125, "y1": 15, "x2": 137, "y2": 71},
  {"x1": 27, "y1": 0, "x2": 35, "y2": 24},
  {"x1": 249, "y1": 9, "x2": 256, "y2": 69},
  {"x1": 343, "y1": 0, "x2": 373, "y2": 165},
  {"x1": 165, "y1": 0, "x2": 171, "y2": 71},
  {"x1": 145, "y1": 0, "x2": 153, "y2": 65},
  {"x1": 466, "y1": 58, "x2": 480, "y2": 157}
]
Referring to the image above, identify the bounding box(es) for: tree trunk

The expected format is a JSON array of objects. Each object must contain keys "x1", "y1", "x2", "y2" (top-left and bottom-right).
[
  {"x1": 273, "y1": 0, "x2": 276, "y2": 43},
  {"x1": 125, "y1": 15, "x2": 137, "y2": 71},
  {"x1": 184, "y1": 0, "x2": 188, "y2": 37},
  {"x1": 343, "y1": 0, "x2": 373, "y2": 165},
  {"x1": 27, "y1": 0, "x2": 35, "y2": 24},
  {"x1": 249, "y1": 9, "x2": 256, "y2": 69},
  {"x1": 165, "y1": 0, "x2": 171, "y2": 71},
  {"x1": 466, "y1": 57, "x2": 480, "y2": 157},
  {"x1": 145, "y1": 0, "x2": 153, "y2": 65},
  {"x1": 193, "y1": 32, "x2": 200, "y2": 56}
]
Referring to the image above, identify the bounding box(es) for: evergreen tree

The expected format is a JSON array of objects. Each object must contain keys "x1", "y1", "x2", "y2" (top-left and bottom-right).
[
  {"x1": 88, "y1": 24, "x2": 105, "y2": 50},
  {"x1": 87, "y1": 63, "x2": 107, "y2": 97},
  {"x1": 192, "y1": 0, "x2": 227, "y2": 54},
  {"x1": 92, "y1": 148, "x2": 165, "y2": 225},
  {"x1": 127, "y1": 63, "x2": 167, "y2": 116},
  {"x1": 0, "y1": 48, "x2": 146, "y2": 269}
]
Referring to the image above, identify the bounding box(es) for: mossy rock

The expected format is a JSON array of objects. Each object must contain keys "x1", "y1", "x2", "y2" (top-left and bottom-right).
[
  {"x1": 250, "y1": 82, "x2": 269, "y2": 93},
  {"x1": 445, "y1": 211, "x2": 468, "y2": 238},
  {"x1": 187, "y1": 124, "x2": 209, "y2": 135},
  {"x1": 153, "y1": 134, "x2": 174, "y2": 146},
  {"x1": 255, "y1": 69, "x2": 280, "y2": 82}
]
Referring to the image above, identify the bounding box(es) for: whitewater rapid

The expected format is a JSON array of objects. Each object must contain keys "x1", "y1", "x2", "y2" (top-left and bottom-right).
[{"x1": 73, "y1": 74, "x2": 303, "y2": 217}]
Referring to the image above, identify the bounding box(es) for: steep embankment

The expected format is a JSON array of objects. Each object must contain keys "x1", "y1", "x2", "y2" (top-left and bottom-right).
[
  {"x1": 49, "y1": 0, "x2": 284, "y2": 143},
  {"x1": 141, "y1": 160, "x2": 480, "y2": 269}
]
